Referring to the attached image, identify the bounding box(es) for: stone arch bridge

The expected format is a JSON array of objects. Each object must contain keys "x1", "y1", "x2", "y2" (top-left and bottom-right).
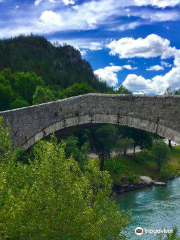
[{"x1": 0, "y1": 94, "x2": 180, "y2": 150}]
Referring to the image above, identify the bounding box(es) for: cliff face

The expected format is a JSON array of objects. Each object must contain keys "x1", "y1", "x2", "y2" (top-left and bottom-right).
[{"x1": 0, "y1": 35, "x2": 108, "y2": 92}]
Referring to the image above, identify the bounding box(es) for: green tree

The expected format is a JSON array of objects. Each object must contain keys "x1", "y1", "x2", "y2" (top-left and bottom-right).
[
  {"x1": 63, "y1": 83, "x2": 95, "y2": 98},
  {"x1": 115, "y1": 85, "x2": 132, "y2": 94},
  {"x1": 90, "y1": 125, "x2": 118, "y2": 171},
  {"x1": 107, "y1": 85, "x2": 131, "y2": 94},
  {"x1": 113, "y1": 138, "x2": 134, "y2": 172},
  {"x1": 152, "y1": 140, "x2": 171, "y2": 171},
  {"x1": 0, "y1": 84, "x2": 15, "y2": 111},
  {"x1": 115, "y1": 138, "x2": 135, "y2": 157},
  {"x1": 33, "y1": 86, "x2": 55, "y2": 104},
  {"x1": 132, "y1": 129, "x2": 153, "y2": 152},
  {"x1": 10, "y1": 98, "x2": 29, "y2": 109},
  {"x1": 164, "y1": 86, "x2": 173, "y2": 96},
  {"x1": 65, "y1": 135, "x2": 89, "y2": 167},
  {"x1": 13, "y1": 71, "x2": 44, "y2": 104},
  {"x1": 118, "y1": 126, "x2": 153, "y2": 154},
  {"x1": 0, "y1": 120, "x2": 129, "y2": 240}
]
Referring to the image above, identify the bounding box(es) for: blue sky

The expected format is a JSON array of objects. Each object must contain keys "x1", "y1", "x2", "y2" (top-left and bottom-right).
[{"x1": 1, "y1": 0, "x2": 180, "y2": 94}]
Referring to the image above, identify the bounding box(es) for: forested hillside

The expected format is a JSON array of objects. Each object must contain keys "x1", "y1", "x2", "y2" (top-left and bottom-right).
[
  {"x1": 0, "y1": 35, "x2": 117, "y2": 111},
  {"x1": 0, "y1": 35, "x2": 109, "y2": 91}
]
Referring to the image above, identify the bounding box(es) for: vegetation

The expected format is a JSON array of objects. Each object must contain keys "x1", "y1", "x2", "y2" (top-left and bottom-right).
[
  {"x1": 152, "y1": 140, "x2": 171, "y2": 171},
  {"x1": 158, "y1": 228, "x2": 180, "y2": 240},
  {"x1": 0, "y1": 35, "x2": 179, "y2": 239},
  {"x1": 103, "y1": 146, "x2": 180, "y2": 185},
  {"x1": 0, "y1": 118, "x2": 129, "y2": 240},
  {"x1": 90, "y1": 125, "x2": 118, "y2": 171},
  {"x1": 0, "y1": 35, "x2": 109, "y2": 92}
]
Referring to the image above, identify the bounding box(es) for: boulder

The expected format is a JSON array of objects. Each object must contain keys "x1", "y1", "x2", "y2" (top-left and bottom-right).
[
  {"x1": 140, "y1": 176, "x2": 153, "y2": 185},
  {"x1": 153, "y1": 181, "x2": 167, "y2": 186}
]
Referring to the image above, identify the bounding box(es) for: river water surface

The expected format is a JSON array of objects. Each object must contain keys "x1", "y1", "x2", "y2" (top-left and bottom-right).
[{"x1": 116, "y1": 178, "x2": 180, "y2": 239}]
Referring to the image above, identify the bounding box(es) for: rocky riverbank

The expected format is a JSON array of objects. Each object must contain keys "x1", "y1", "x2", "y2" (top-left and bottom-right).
[{"x1": 113, "y1": 176, "x2": 167, "y2": 194}]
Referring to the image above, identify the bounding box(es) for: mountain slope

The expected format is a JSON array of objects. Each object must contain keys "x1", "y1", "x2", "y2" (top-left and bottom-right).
[{"x1": 0, "y1": 35, "x2": 109, "y2": 92}]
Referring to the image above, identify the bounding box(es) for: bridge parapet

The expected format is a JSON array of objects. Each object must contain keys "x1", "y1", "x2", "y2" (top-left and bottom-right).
[{"x1": 0, "y1": 94, "x2": 180, "y2": 150}]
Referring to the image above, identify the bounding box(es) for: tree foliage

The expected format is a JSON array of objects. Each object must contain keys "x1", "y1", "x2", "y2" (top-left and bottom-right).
[
  {"x1": 33, "y1": 86, "x2": 55, "y2": 104},
  {"x1": 0, "y1": 35, "x2": 109, "y2": 92},
  {"x1": 152, "y1": 140, "x2": 171, "y2": 171},
  {"x1": 90, "y1": 125, "x2": 118, "y2": 171},
  {"x1": 0, "y1": 118, "x2": 129, "y2": 240}
]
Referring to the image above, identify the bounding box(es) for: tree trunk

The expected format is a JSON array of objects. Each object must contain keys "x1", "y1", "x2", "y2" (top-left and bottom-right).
[
  {"x1": 157, "y1": 163, "x2": 162, "y2": 172},
  {"x1": 133, "y1": 145, "x2": 136, "y2": 156},
  {"x1": 168, "y1": 140, "x2": 172, "y2": 149},
  {"x1": 124, "y1": 148, "x2": 127, "y2": 156},
  {"x1": 100, "y1": 157, "x2": 105, "y2": 171}
]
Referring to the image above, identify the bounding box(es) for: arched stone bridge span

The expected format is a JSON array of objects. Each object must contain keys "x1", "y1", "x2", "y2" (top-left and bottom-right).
[{"x1": 0, "y1": 94, "x2": 180, "y2": 150}]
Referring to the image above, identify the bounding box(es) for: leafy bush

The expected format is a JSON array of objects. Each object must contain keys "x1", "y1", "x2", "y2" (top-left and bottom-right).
[{"x1": 0, "y1": 118, "x2": 129, "y2": 240}]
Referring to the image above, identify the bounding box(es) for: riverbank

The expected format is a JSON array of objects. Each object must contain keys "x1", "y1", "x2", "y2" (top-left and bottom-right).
[{"x1": 90, "y1": 146, "x2": 180, "y2": 194}]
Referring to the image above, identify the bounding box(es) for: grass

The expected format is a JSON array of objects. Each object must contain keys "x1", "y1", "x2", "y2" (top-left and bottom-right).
[{"x1": 92, "y1": 146, "x2": 180, "y2": 185}]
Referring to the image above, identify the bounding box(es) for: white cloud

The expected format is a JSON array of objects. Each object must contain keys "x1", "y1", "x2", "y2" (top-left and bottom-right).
[
  {"x1": 135, "y1": 0, "x2": 180, "y2": 8},
  {"x1": 107, "y1": 34, "x2": 176, "y2": 59},
  {"x1": 161, "y1": 61, "x2": 172, "y2": 68},
  {"x1": 94, "y1": 66, "x2": 123, "y2": 87},
  {"x1": 174, "y1": 50, "x2": 180, "y2": 66},
  {"x1": 15, "y1": 6, "x2": 19, "y2": 10},
  {"x1": 147, "y1": 65, "x2": 164, "y2": 71},
  {"x1": 80, "y1": 50, "x2": 87, "y2": 56},
  {"x1": 0, "y1": 0, "x2": 180, "y2": 39},
  {"x1": 123, "y1": 66, "x2": 180, "y2": 94},
  {"x1": 62, "y1": 0, "x2": 75, "y2": 5},
  {"x1": 118, "y1": 0, "x2": 180, "y2": 8},
  {"x1": 94, "y1": 64, "x2": 137, "y2": 87},
  {"x1": 35, "y1": 0, "x2": 43, "y2": 5},
  {"x1": 35, "y1": 0, "x2": 74, "y2": 6},
  {"x1": 123, "y1": 74, "x2": 155, "y2": 94},
  {"x1": 40, "y1": 10, "x2": 62, "y2": 25},
  {"x1": 119, "y1": 34, "x2": 180, "y2": 94},
  {"x1": 112, "y1": 22, "x2": 143, "y2": 31},
  {"x1": 123, "y1": 65, "x2": 138, "y2": 70},
  {"x1": 50, "y1": 38, "x2": 105, "y2": 54}
]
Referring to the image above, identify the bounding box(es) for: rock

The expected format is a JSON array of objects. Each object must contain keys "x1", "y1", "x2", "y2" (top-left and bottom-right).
[
  {"x1": 140, "y1": 176, "x2": 153, "y2": 185},
  {"x1": 153, "y1": 181, "x2": 167, "y2": 186}
]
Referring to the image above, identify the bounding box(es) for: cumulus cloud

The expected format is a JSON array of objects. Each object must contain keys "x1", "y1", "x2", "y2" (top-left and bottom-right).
[
  {"x1": 123, "y1": 74, "x2": 155, "y2": 94},
  {"x1": 40, "y1": 10, "x2": 62, "y2": 26},
  {"x1": 123, "y1": 66, "x2": 180, "y2": 94},
  {"x1": 147, "y1": 65, "x2": 164, "y2": 71},
  {"x1": 107, "y1": 34, "x2": 176, "y2": 59},
  {"x1": 94, "y1": 66, "x2": 123, "y2": 87},
  {"x1": 123, "y1": 65, "x2": 138, "y2": 70},
  {"x1": 117, "y1": 34, "x2": 180, "y2": 94},
  {"x1": 94, "y1": 65, "x2": 137, "y2": 87}
]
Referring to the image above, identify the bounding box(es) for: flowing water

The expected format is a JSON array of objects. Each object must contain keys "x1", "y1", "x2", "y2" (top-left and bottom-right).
[{"x1": 116, "y1": 178, "x2": 180, "y2": 239}]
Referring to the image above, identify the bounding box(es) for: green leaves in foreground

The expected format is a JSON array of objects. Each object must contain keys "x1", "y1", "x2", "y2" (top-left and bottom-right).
[
  {"x1": 158, "y1": 228, "x2": 180, "y2": 240},
  {"x1": 0, "y1": 120, "x2": 129, "y2": 240}
]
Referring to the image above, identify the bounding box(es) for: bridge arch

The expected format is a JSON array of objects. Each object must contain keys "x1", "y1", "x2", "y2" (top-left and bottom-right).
[{"x1": 1, "y1": 93, "x2": 180, "y2": 150}]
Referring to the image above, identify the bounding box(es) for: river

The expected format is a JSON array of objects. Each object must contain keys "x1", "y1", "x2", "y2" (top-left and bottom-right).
[{"x1": 116, "y1": 178, "x2": 180, "y2": 239}]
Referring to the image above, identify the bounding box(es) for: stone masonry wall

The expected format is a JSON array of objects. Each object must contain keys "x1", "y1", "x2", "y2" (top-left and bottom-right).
[{"x1": 0, "y1": 94, "x2": 180, "y2": 150}]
